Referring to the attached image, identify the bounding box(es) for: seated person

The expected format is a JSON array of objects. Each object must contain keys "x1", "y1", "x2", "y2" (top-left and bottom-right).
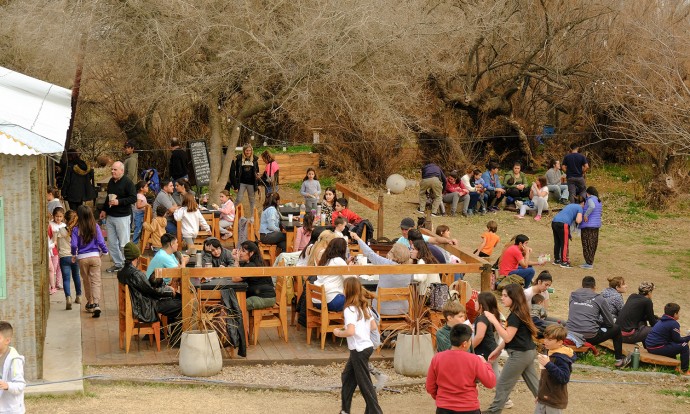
[
  {"x1": 426, "y1": 324, "x2": 496, "y2": 413},
  {"x1": 617, "y1": 281, "x2": 658, "y2": 344},
  {"x1": 410, "y1": 239, "x2": 441, "y2": 295},
  {"x1": 481, "y1": 162, "x2": 506, "y2": 212},
  {"x1": 201, "y1": 237, "x2": 234, "y2": 267},
  {"x1": 331, "y1": 198, "x2": 362, "y2": 226},
  {"x1": 350, "y1": 231, "x2": 412, "y2": 315},
  {"x1": 531, "y1": 294, "x2": 548, "y2": 334},
  {"x1": 395, "y1": 217, "x2": 457, "y2": 248},
  {"x1": 313, "y1": 238, "x2": 354, "y2": 312},
  {"x1": 566, "y1": 276, "x2": 629, "y2": 368},
  {"x1": 259, "y1": 193, "x2": 286, "y2": 252},
  {"x1": 442, "y1": 171, "x2": 470, "y2": 217},
  {"x1": 503, "y1": 161, "x2": 530, "y2": 200},
  {"x1": 644, "y1": 303, "x2": 690, "y2": 375},
  {"x1": 152, "y1": 179, "x2": 179, "y2": 234},
  {"x1": 408, "y1": 229, "x2": 446, "y2": 265},
  {"x1": 231, "y1": 241, "x2": 276, "y2": 310},
  {"x1": 142, "y1": 205, "x2": 169, "y2": 252},
  {"x1": 294, "y1": 212, "x2": 315, "y2": 252},
  {"x1": 601, "y1": 276, "x2": 627, "y2": 320},
  {"x1": 333, "y1": 216, "x2": 348, "y2": 239},
  {"x1": 498, "y1": 234, "x2": 540, "y2": 287},
  {"x1": 435, "y1": 300, "x2": 467, "y2": 352},
  {"x1": 211, "y1": 190, "x2": 235, "y2": 240},
  {"x1": 546, "y1": 159, "x2": 569, "y2": 203},
  {"x1": 146, "y1": 233, "x2": 189, "y2": 285},
  {"x1": 117, "y1": 242, "x2": 182, "y2": 338}
]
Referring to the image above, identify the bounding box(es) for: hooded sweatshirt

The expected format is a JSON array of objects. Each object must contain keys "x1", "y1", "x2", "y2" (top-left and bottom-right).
[
  {"x1": 0, "y1": 346, "x2": 25, "y2": 414},
  {"x1": 566, "y1": 288, "x2": 614, "y2": 338},
  {"x1": 644, "y1": 314, "x2": 690, "y2": 349},
  {"x1": 537, "y1": 345, "x2": 576, "y2": 409}
]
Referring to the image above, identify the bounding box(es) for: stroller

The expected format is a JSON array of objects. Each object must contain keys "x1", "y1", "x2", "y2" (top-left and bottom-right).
[{"x1": 142, "y1": 168, "x2": 161, "y2": 194}]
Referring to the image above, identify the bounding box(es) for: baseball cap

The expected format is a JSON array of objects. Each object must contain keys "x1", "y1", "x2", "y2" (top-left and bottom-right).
[
  {"x1": 400, "y1": 218, "x2": 415, "y2": 229},
  {"x1": 124, "y1": 140, "x2": 135, "y2": 148}
]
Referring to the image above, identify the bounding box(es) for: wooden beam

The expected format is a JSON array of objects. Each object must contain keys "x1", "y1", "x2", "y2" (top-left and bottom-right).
[{"x1": 336, "y1": 183, "x2": 384, "y2": 239}]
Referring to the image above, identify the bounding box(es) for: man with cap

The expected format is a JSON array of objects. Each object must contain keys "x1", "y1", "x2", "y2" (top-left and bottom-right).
[
  {"x1": 117, "y1": 242, "x2": 182, "y2": 334},
  {"x1": 123, "y1": 141, "x2": 139, "y2": 184},
  {"x1": 617, "y1": 281, "x2": 658, "y2": 345},
  {"x1": 395, "y1": 217, "x2": 457, "y2": 248}
]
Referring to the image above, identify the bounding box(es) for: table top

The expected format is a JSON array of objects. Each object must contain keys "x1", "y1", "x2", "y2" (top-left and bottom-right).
[
  {"x1": 191, "y1": 277, "x2": 248, "y2": 291},
  {"x1": 279, "y1": 206, "x2": 302, "y2": 215}
]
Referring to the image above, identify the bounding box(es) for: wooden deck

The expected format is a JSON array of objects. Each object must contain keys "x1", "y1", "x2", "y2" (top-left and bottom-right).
[{"x1": 81, "y1": 271, "x2": 393, "y2": 366}]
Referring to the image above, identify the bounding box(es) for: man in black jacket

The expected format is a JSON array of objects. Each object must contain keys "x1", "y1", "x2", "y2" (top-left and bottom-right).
[
  {"x1": 100, "y1": 161, "x2": 137, "y2": 272},
  {"x1": 117, "y1": 242, "x2": 182, "y2": 328},
  {"x1": 169, "y1": 138, "x2": 189, "y2": 181}
]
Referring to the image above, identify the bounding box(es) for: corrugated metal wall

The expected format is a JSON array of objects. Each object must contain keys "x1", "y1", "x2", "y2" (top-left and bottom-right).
[{"x1": 0, "y1": 154, "x2": 47, "y2": 380}]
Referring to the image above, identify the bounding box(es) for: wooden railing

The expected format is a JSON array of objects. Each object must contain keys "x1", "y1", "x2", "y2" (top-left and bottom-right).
[{"x1": 336, "y1": 183, "x2": 384, "y2": 239}]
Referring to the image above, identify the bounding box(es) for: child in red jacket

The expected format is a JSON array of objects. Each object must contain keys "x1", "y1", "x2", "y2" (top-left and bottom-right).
[{"x1": 331, "y1": 198, "x2": 363, "y2": 226}]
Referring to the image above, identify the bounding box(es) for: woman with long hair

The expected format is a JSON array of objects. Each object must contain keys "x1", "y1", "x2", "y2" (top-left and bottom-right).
[
  {"x1": 70, "y1": 205, "x2": 108, "y2": 318},
  {"x1": 259, "y1": 193, "x2": 286, "y2": 252},
  {"x1": 410, "y1": 239, "x2": 440, "y2": 295},
  {"x1": 173, "y1": 192, "x2": 210, "y2": 254},
  {"x1": 320, "y1": 187, "x2": 337, "y2": 225},
  {"x1": 305, "y1": 230, "x2": 337, "y2": 266},
  {"x1": 515, "y1": 176, "x2": 549, "y2": 221},
  {"x1": 231, "y1": 143, "x2": 260, "y2": 214},
  {"x1": 313, "y1": 238, "x2": 353, "y2": 311},
  {"x1": 334, "y1": 277, "x2": 382, "y2": 414},
  {"x1": 260, "y1": 150, "x2": 279, "y2": 196},
  {"x1": 231, "y1": 240, "x2": 275, "y2": 310},
  {"x1": 483, "y1": 283, "x2": 539, "y2": 413}
]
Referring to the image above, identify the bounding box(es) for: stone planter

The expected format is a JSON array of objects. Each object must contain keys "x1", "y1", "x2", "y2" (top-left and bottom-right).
[
  {"x1": 179, "y1": 330, "x2": 223, "y2": 377},
  {"x1": 393, "y1": 333, "x2": 434, "y2": 377}
]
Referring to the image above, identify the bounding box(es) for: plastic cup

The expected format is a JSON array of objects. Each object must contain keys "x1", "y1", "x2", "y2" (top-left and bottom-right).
[
  {"x1": 320, "y1": 213, "x2": 326, "y2": 226},
  {"x1": 357, "y1": 254, "x2": 366, "y2": 265},
  {"x1": 547, "y1": 287, "x2": 555, "y2": 294},
  {"x1": 288, "y1": 214, "x2": 293, "y2": 223}
]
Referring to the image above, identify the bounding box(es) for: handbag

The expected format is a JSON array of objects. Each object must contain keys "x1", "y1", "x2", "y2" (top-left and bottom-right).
[{"x1": 428, "y1": 283, "x2": 450, "y2": 311}]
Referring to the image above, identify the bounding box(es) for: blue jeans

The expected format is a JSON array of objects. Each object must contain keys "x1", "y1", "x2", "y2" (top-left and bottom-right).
[
  {"x1": 132, "y1": 209, "x2": 145, "y2": 244},
  {"x1": 314, "y1": 293, "x2": 346, "y2": 312},
  {"x1": 106, "y1": 215, "x2": 131, "y2": 267},
  {"x1": 59, "y1": 256, "x2": 82, "y2": 297},
  {"x1": 509, "y1": 266, "x2": 535, "y2": 287},
  {"x1": 165, "y1": 219, "x2": 177, "y2": 235}
]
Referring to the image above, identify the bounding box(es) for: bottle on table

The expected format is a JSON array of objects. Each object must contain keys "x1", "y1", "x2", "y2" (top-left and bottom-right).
[{"x1": 299, "y1": 203, "x2": 306, "y2": 224}]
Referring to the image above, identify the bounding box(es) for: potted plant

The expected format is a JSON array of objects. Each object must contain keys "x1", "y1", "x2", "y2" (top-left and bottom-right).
[
  {"x1": 388, "y1": 284, "x2": 436, "y2": 377},
  {"x1": 174, "y1": 284, "x2": 235, "y2": 377}
]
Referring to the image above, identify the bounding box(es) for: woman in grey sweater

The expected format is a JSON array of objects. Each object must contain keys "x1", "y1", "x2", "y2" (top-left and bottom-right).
[{"x1": 546, "y1": 159, "x2": 569, "y2": 203}]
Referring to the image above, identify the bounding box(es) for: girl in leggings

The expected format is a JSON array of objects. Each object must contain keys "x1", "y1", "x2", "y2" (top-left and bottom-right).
[
  {"x1": 483, "y1": 283, "x2": 539, "y2": 413},
  {"x1": 334, "y1": 277, "x2": 382, "y2": 414}
]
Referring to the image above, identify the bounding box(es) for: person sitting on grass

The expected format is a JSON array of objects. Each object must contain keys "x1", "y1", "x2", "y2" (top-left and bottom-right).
[
  {"x1": 536, "y1": 324, "x2": 576, "y2": 414},
  {"x1": 644, "y1": 303, "x2": 690, "y2": 376},
  {"x1": 426, "y1": 324, "x2": 496, "y2": 414},
  {"x1": 436, "y1": 300, "x2": 468, "y2": 352},
  {"x1": 565, "y1": 276, "x2": 630, "y2": 368},
  {"x1": 617, "y1": 281, "x2": 658, "y2": 345},
  {"x1": 601, "y1": 276, "x2": 627, "y2": 321}
]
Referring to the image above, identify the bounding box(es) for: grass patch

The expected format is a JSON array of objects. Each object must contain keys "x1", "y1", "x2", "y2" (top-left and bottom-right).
[
  {"x1": 255, "y1": 145, "x2": 314, "y2": 154},
  {"x1": 287, "y1": 176, "x2": 336, "y2": 191},
  {"x1": 618, "y1": 201, "x2": 659, "y2": 220},
  {"x1": 642, "y1": 236, "x2": 670, "y2": 246},
  {"x1": 575, "y1": 348, "x2": 678, "y2": 374},
  {"x1": 662, "y1": 248, "x2": 690, "y2": 280},
  {"x1": 601, "y1": 164, "x2": 633, "y2": 182},
  {"x1": 660, "y1": 387, "x2": 690, "y2": 398}
]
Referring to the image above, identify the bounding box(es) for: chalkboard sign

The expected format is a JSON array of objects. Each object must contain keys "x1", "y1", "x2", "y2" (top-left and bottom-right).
[{"x1": 188, "y1": 140, "x2": 211, "y2": 186}]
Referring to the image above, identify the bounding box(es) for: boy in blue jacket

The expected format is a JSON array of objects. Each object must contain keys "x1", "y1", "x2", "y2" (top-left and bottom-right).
[
  {"x1": 536, "y1": 324, "x2": 576, "y2": 414},
  {"x1": 645, "y1": 303, "x2": 690, "y2": 375}
]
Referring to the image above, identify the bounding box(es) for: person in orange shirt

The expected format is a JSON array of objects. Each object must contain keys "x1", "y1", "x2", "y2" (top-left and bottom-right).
[{"x1": 474, "y1": 220, "x2": 500, "y2": 258}]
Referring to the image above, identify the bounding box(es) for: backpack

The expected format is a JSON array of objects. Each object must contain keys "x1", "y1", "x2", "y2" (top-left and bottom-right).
[
  {"x1": 428, "y1": 283, "x2": 451, "y2": 311},
  {"x1": 496, "y1": 274, "x2": 526, "y2": 290}
]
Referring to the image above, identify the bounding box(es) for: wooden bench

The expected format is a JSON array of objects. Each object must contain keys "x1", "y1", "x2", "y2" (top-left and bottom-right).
[{"x1": 600, "y1": 340, "x2": 680, "y2": 367}]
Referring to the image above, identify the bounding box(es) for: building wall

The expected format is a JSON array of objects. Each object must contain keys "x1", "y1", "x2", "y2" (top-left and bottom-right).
[{"x1": 0, "y1": 154, "x2": 47, "y2": 379}]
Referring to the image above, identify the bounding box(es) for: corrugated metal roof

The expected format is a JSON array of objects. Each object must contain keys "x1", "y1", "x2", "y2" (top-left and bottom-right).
[{"x1": 0, "y1": 66, "x2": 72, "y2": 156}]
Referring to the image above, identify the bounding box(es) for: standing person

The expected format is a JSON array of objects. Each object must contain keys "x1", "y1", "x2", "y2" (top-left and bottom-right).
[
  {"x1": 100, "y1": 161, "x2": 137, "y2": 273},
  {"x1": 152, "y1": 180, "x2": 179, "y2": 234},
  {"x1": 482, "y1": 162, "x2": 506, "y2": 212},
  {"x1": 334, "y1": 277, "x2": 383, "y2": 414},
  {"x1": 212, "y1": 190, "x2": 235, "y2": 240},
  {"x1": 617, "y1": 281, "x2": 658, "y2": 345},
  {"x1": 71, "y1": 205, "x2": 108, "y2": 318},
  {"x1": 483, "y1": 283, "x2": 540, "y2": 414},
  {"x1": 645, "y1": 303, "x2": 690, "y2": 376},
  {"x1": 579, "y1": 186, "x2": 602, "y2": 269},
  {"x1": 427, "y1": 324, "x2": 496, "y2": 414},
  {"x1": 57, "y1": 209, "x2": 82, "y2": 310},
  {"x1": 132, "y1": 180, "x2": 149, "y2": 244},
  {"x1": 169, "y1": 138, "x2": 189, "y2": 181},
  {"x1": 230, "y1": 144, "x2": 260, "y2": 214},
  {"x1": 300, "y1": 167, "x2": 321, "y2": 212},
  {"x1": 535, "y1": 325, "x2": 576, "y2": 414},
  {"x1": 260, "y1": 150, "x2": 280, "y2": 196},
  {"x1": 321, "y1": 187, "x2": 337, "y2": 225},
  {"x1": 417, "y1": 162, "x2": 445, "y2": 217},
  {"x1": 561, "y1": 143, "x2": 589, "y2": 202},
  {"x1": 173, "y1": 193, "x2": 210, "y2": 254},
  {"x1": 551, "y1": 196, "x2": 584, "y2": 269},
  {"x1": 474, "y1": 220, "x2": 500, "y2": 258},
  {"x1": 259, "y1": 193, "x2": 286, "y2": 252},
  {"x1": 0, "y1": 321, "x2": 25, "y2": 414},
  {"x1": 545, "y1": 159, "x2": 569, "y2": 204},
  {"x1": 503, "y1": 161, "x2": 530, "y2": 200},
  {"x1": 61, "y1": 149, "x2": 95, "y2": 210},
  {"x1": 443, "y1": 171, "x2": 470, "y2": 217},
  {"x1": 123, "y1": 140, "x2": 139, "y2": 184},
  {"x1": 515, "y1": 177, "x2": 549, "y2": 221}
]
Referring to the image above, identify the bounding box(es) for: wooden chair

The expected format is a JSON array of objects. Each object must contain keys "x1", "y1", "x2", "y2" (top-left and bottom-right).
[
  {"x1": 249, "y1": 276, "x2": 288, "y2": 345},
  {"x1": 376, "y1": 286, "x2": 412, "y2": 332},
  {"x1": 305, "y1": 281, "x2": 343, "y2": 350},
  {"x1": 201, "y1": 211, "x2": 220, "y2": 239},
  {"x1": 138, "y1": 204, "x2": 153, "y2": 252},
  {"x1": 348, "y1": 225, "x2": 366, "y2": 256},
  {"x1": 177, "y1": 219, "x2": 210, "y2": 252},
  {"x1": 291, "y1": 275, "x2": 304, "y2": 328},
  {"x1": 230, "y1": 204, "x2": 245, "y2": 248},
  {"x1": 118, "y1": 283, "x2": 161, "y2": 353}
]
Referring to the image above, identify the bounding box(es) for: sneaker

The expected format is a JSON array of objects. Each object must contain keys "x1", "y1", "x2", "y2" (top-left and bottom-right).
[
  {"x1": 461, "y1": 211, "x2": 469, "y2": 217},
  {"x1": 534, "y1": 215, "x2": 541, "y2": 221},
  {"x1": 374, "y1": 372, "x2": 389, "y2": 392},
  {"x1": 504, "y1": 399, "x2": 514, "y2": 409},
  {"x1": 431, "y1": 213, "x2": 439, "y2": 218},
  {"x1": 92, "y1": 305, "x2": 101, "y2": 318},
  {"x1": 560, "y1": 261, "x2": 573, "y2": 268},
  {"x1": 515, "y1": 200, "x2": 523, "y2": 209},
  {"x1": 65, "y1": 296, "x2": 72, "y2": 311},
  {"x1": 514, "y1": 215, "x2": 524, "y2": 219},
  {"x1": 415, "y1": 209, "x2": 425, "y2": 215},
  {"x1": 106, "y1": 265, "x2": 123, "y2": 273},
  {"x1": 552, "y1": 260, "x2": 562, "y2": 266},
  {"x1": 74, "y1": 296, "x2": 82, "y2": 304},
  {"x1": 579, "y1": 263, "x2": 594, "y2": 269},
  {"x1": 480, "y1": 208, "x2": 487, "y2": 215},
  {"x1": 615, "y1": 354, "x2": 632, "y2": 368},
  {"x1": 85, "y1": 303, "x2": 95, "y2": 313}
]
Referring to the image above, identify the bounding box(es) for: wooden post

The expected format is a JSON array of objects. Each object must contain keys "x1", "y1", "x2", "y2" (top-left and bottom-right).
[
  {"x1": 480, "y1": 263, "x2": 493, "y2": 292},
  {"x1": 181, "y1": 268, "x2": 192, "y2": 331},
  {"x1": 377, "y1": 192, "x2": 384, "y2": 240}
]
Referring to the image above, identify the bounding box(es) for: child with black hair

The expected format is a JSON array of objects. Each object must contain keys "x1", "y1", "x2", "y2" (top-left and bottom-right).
[
  {"x1": 427, "y1": 324, "x2": 496, "y2": 414},
  {"x1": 536, "y1": 325, "x2": 576, "y2": 414},
  {"x1": 645, "y1": 303, "x2": 690, "y2": 376},
  {"x1": 331, "y1": 198, "x2": 363, "y2": 226}
]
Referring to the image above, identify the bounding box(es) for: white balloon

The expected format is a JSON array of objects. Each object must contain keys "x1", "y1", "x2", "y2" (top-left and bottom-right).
[{"x1": 386, "y1": 174, "x2": 407, "y2": 194}]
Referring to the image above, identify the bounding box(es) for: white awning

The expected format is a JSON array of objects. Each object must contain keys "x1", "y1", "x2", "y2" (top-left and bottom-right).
[{"x1": 0, "y1": 66, "x2": 72, "y2": 156}]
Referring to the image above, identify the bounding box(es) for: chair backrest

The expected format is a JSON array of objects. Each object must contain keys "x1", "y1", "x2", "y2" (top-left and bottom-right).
[
  {"x1": 201, "y1": 211, "x2": 218, "y2": 238},
  {"x1": 376, "y1": 286, "x2": 411, "y2": 316},
  {"x1": 123, "y1": 284, "x2": 134, "y2": 319},
  {"x1": 138, "y1": 256, "x2": 150, "y2": 272},
  {"x1": 305, "y1": 281, "x2": 326, "y2": 313},
  {"x1": 275, "y1": 276, "x2": 287, "y2": 309},
  {"x1": 139, "y1": 204, "x2": 153, "y2": 252},
  {"x1": 232, "y1": 204, "x2": 244, "y2": 247},
  {"x1": 252, "y1": 207, "x2": 261, "y2": 241}
]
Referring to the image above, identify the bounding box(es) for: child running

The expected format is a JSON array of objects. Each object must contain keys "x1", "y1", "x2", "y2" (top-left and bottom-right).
[
  {"x1": 71, "y1": 205, "x2": 108, "y2": 318},
  {"x1": 173, "y1": 193, "x2": 210, "y2": 254},
  {"x1": 536, "y1": 325, "x2": 576, "y2": 414},
  {"x1": 334, "y1": 277, "x2": 382, "y2": 414},
  {"x1": 474, "y1": 220, "x2": 500, "y2": 258},
  {"x1": 0, "y1": 321, "x2": 25, "y2": 414},
  {"x1": 300, "y1": 167, "x2": 321, "y2": 212}
]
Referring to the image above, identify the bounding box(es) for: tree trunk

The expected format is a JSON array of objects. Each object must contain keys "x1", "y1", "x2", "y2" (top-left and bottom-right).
[
  {"x1": 499, "y1": 116, "x2": 533, "y2": 168},
  {"x1": 207, "y1": 99, "x2": 241, "y2": 202}
]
